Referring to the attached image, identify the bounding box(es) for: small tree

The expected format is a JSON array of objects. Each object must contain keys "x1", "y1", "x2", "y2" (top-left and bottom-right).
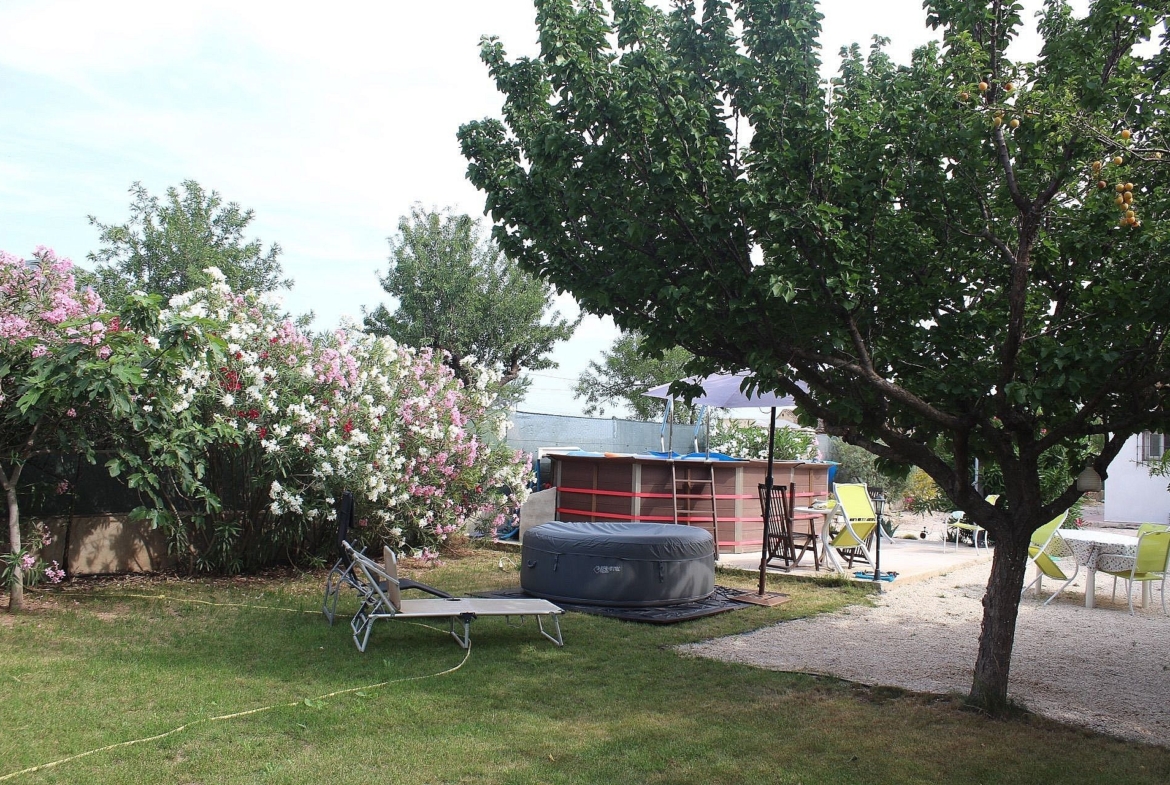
[
  {"x1": 0, "y1": 249, "x2": 151, "y2": 610},
  {"x1": 461, "y1": 0, "x2": 1170, "y2": 710},
  {"x1": 574, "y1": 330, "x2": 694, "y2": 420},
  {"x1": 364, "y1": 206, "x2": 580, "y2": 386},
  {"x1": 87, "y1": 180, "x2": 289, "y2": 308}
]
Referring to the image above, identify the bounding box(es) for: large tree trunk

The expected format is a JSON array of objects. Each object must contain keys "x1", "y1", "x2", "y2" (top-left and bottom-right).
[
  {"x1": 5, "y1": 477, "x2": 23, "y2": 612},
  {"x1": 969, "y1": 522, "x2": 1032, "y2": 710}
]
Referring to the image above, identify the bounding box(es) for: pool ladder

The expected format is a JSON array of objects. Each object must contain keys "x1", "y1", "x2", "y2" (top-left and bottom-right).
[{"x1": 670, "y1": 461, "x2": 720, "y2": 560}]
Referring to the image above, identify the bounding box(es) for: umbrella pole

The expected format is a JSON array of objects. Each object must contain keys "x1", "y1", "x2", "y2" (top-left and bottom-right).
[{"x1": 757, "y1": 407, "x2": 778, "y2": 595}]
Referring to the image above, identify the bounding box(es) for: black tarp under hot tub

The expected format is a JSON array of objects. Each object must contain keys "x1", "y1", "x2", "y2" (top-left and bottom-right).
[{"x1": 521, "y1": 522, "x2": 715, "y2": 607}]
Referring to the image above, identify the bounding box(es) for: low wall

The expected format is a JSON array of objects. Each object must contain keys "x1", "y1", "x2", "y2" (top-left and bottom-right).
[{"x1": 34, "y1": 515, "x2": 173, "y2": 575}]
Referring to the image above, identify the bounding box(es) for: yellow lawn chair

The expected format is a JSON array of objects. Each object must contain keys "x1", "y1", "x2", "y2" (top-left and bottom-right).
[
  {"x1": 1021, "y1": 511, "x2": 1075, "y2": 605},
  {"x1": 1102, "y1": 527, "x2": 1170, "y2": 615},
  {"x1": 823, "y1": 483, "x2": 878, "y2": 574}
]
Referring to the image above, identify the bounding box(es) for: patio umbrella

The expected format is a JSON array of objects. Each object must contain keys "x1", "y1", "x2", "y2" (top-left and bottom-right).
[
  {"x1": 644, "y1": 372, "x2": 799, "y2": 410},
  {"x1": 645, "y1": 373, "x2": 807, "y2": 600},
  {"x1": 644, "y1": 372, "x2": 805, "y2": 481}
]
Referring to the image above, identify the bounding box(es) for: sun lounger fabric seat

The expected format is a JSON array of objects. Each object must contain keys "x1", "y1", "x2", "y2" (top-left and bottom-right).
[{"x1": 344, "y1": 542, "x2": 565, "y2": 652}]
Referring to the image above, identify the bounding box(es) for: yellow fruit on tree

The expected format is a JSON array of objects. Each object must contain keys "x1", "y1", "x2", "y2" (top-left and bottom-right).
[
  {"x1": 1115, "y1": 183, "x2": 1126, "y2": 192},
  {"x1": 1092, "y1": 161, "x2": 1102, "y2": 172},
  {"x1": 979, "y1": 81, "x2": 989, "y2": 92},
  {"x1": 1115, "y1": 196, "x2": 1125, "y2": 206},
  {"x1": 1123, "y1": 192, "x2": 1133, "y2": 204},
  {"x1": 959, "y1": 92, "x2": 969, "y2": 101},
  {"x1": 1009, "y1": 118, "x2": 1020, "y2": 128},
  {"x1": 1004, "y1": 82, "x2": 1015, "y2": 91},
  {"x1": 1126, "y1": 210, "x2": 1136, "y2": 219},
  {"x1": 1114, "y1": 156, "x2": 1124, "y2": 165},
  {"x1": 1125, "y1": 182, "x2": 1134, "y2": 191},
  {"x1": 1121, "y1": 129, "x2": 1132, "y2": 140}
]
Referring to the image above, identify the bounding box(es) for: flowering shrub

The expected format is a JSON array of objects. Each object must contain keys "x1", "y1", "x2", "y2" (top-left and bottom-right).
[
  {"x1": 118, "y1": 270, "x2": 531, "y2": 571},
  {"x1": 0, "y1": 523, "x2": 64, "y2": 589},
  {"x1": 1, "y1": 247, "x2": 136, "y2": 608},
  {"x1": 902, "y1": 468, "x2": 950, "y2": 515},
  {"x1": 707, "y1": 417, "x2": 816, "y2": 461}
]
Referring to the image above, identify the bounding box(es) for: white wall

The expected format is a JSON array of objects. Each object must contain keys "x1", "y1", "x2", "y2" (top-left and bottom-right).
[{"x1": 1104, "y1": 434, "x2": 1170, "y2": 524}]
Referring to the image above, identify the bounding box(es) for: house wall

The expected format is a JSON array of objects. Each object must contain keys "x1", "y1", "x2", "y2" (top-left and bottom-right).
[{"x1": 1104, "y1": 434, "x2": 1170, "y2": 524}]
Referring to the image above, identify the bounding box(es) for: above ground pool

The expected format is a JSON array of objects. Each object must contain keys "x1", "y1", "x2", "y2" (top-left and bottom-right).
[
  {"x1": 520, "y1": 521, "x2": 715, "y2": 607},
  {"x1": 548, "y1": 453, "x2": 832, "y2": 554}
]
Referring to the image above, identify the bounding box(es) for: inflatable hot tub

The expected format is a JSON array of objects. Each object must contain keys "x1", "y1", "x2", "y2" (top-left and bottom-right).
[{"x1": 521, "y1": 522, "x2": 715, "y2": 607}]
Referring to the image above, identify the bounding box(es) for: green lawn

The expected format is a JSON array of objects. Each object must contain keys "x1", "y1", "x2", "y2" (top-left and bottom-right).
[{"x1": 2, "y1": 548, "x2": 1167, "y2": 784}]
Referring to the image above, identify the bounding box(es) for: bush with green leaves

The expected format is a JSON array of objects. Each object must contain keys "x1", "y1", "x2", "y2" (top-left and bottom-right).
[
  {"x1": 828, "y1": 438, "x2": 910, "y2": 502},
  {"x1": 113, "y1": 271, "x2": 531, "y2": 572},
  {"x1": 708, "y1": 418, "x2": 816, "y2": 461}
]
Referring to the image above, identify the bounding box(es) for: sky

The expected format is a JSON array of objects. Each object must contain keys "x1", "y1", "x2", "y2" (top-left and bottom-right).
[{"x1": 0, "y1": 0, "x2": 1068, "y2": 416}]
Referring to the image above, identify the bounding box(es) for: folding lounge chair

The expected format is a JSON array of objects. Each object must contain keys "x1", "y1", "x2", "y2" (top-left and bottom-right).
[
  {"x1": 322, "y1": 490, "x2": 451, "y2": 624},
  {"x1": 823, "y1": 483, "x2": 878, "y2": 574},
  {"x1": 344, "y1": 542, "x2": 565, "y2": 652},
  {"x1": 1021, "y1": 511, "x2": 1076, "y2": 605}
]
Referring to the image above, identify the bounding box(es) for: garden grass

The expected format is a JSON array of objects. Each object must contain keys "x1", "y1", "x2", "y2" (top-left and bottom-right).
[{"x1": 1, "y1": 548, "x2": 1168, "y2": 784}]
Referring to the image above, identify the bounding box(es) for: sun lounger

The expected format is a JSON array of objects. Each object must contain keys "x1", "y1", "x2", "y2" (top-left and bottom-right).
[
  {"x1": 343, "y1": 542, "x2": 565, "y2": 652},
  {"x1": 322, "y1": 491, "x2": 451, "y2": 624}
]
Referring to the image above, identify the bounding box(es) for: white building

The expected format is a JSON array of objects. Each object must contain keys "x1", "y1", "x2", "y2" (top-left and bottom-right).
[{"x1": 1104, "y1": 432, "x2": 1170, "y2": 525}]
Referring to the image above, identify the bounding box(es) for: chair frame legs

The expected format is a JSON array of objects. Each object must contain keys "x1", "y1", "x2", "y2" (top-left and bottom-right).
[
  {"x1": 322, "y1": 558, "x2": 358, "y2": 625},
  {"x1": 1021, "y1": 560, "x2": 1079, "y2": 606},
  {"x1": 1112, "y1": 575, "x2": 1170, "y2": 616}
]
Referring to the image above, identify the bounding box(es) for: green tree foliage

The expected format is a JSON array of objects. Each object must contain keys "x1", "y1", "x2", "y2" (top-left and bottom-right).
[
  {"x1": 829, "y1": 438, "x2": 911, "y2": 503},
  {"x1": 574, "y1": 330, "x2": 694, "y2": 420},
  {"x1": 364, "y1": 206, "x2": 580, "y2": 387},
  {"x1": 87, "y1": 180, "x2": 289, "y2": 308},
  {"x1": 460, "y1": 0, "x2": 1170, "y2": 709}
]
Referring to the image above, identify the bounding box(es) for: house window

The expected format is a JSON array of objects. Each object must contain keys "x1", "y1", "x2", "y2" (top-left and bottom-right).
[{"x1": 1139, "y1": 431, "x2": 1165, "y2": 463}]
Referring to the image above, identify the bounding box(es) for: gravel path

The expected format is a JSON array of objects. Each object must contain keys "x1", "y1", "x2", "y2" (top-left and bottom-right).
[{"x1": 684, "y1": 557, "x2": 1170, "y2": 746}]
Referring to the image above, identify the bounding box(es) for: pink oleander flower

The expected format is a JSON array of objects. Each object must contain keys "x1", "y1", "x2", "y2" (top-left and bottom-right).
[
  {"x1": 45, "y1": 561, "x2": 65, "y2": 583},
  {"x1": 56, "y1": 480, "x2": 70, "y2": 495},
  {"x1": 66, "y1": 408, "x2": 77, "y2": 418},
  {"x1": 20, "y1": 553, "x2": 36, "y2": 571}
]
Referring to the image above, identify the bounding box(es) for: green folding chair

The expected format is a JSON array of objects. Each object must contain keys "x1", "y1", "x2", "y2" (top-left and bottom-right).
[{"x1": 1101, "y1": 528, "x2": 1170, "y2": 615}]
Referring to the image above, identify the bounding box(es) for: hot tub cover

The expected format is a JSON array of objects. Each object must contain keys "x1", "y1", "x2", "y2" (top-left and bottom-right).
[
  {"x1": 521, "y1": 522, "x2": 715, "y2": 606},
  {"x1": 524, "y1": 522, "x2": 713, "y2": 561}
]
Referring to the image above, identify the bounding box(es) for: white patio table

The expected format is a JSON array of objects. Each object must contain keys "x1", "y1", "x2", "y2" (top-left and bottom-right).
[{"x1": 1055, "y1": 529, "x2": 1141, "y2": 609}]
